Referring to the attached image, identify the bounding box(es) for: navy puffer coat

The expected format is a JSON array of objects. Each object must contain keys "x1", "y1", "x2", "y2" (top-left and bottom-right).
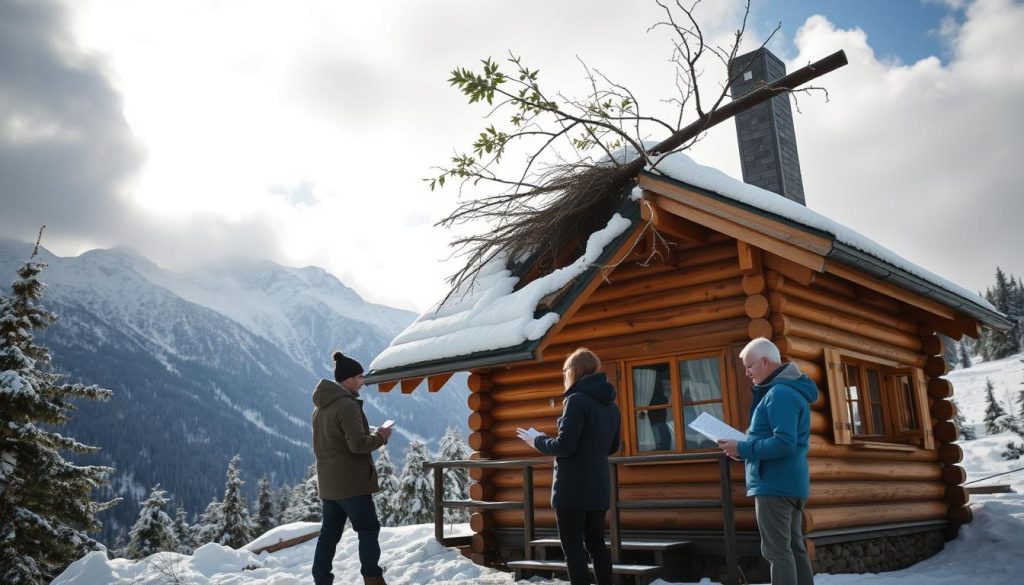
[{"x1": 534, "y1": 372, "x2": 621, "y2": 510}]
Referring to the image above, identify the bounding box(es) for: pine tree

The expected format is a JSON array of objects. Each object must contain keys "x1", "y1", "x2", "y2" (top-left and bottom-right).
[
  {"x1": 958, "y1": 339, "x2": 973, "y2": 369},
  {"x1": 392, "y1": 441, "x2": 434, "y2": 525},
  {"x1": 373, "y1": 446, "x2": 400, "y2": 526},
  {"x1": 189, "y1": 498, "x2": 223, "y2": 546},
  {"x1": 124, "y1": 485, "x2": 178, "y2": 559},
  {"x1": 256, "y1": 476, "x2": 276, "y2": 536},
  {"x1": 981, "y1": 267, "x2": 1019, "y2": 361},
  {"x1": 437, "y1": 426, "x2": 471, "y2": 523},
  {"x1": 940, "y1": 334, "x2": 959, "y2": 369},
  {"x1": 274, "y1": 484, "x2": 294, "y2": 525},
  {"x1": 172, "y1": 506, "x2": 193, "y2": 554},
  {"x1": 951, "y1": 399, "x2": 976, "y2": 441},
  {"x1": 214, "y1": 455, "x2": 255, "y2": 548},
  {"x1": 983, "y1": 378, "x2": 1009, "y2": 435},
  {"x1": 281, "y1": 464, "x2": 320, "y2": 523},
  {"x1": 0, "y1": 235, "x2": 118, "y2": 584}
]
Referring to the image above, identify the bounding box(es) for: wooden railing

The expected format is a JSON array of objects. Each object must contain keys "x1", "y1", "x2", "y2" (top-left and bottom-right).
[{"x1": 424, "y1": 452, "x2": 739, "y2": 585}]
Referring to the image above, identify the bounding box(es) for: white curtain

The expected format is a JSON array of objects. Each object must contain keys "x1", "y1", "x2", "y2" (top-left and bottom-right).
[
  {"x1": 633, "y1": 368, "x2": 657, "y2": 451},
  {"x1": 680, "y1": 358, "x2": 721, "y2": 402}
]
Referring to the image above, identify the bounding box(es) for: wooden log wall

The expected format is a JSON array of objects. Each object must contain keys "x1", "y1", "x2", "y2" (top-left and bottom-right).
[
  {"x1": 463, "y1": 237, "x2": 974, "y2": 556},
  {"x1": 761, "y1": 257, "x2": 971, "y2": 533}
]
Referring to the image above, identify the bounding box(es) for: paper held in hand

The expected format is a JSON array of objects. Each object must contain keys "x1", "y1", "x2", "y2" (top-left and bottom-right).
[
  {"x1": 688, "y1": 412, "x2": 746, "y2": 442},
  {"x1": 380, "y1": 419, "x2": 395, "y2": 430}
]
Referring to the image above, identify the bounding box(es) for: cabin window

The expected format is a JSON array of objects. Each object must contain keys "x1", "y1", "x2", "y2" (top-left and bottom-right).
[
  {"x1": 825, "y1": 347, "x2": 934, "y2": 449},
  {"x1": 626, "y1": 351, "x2": 728, "y2": 454}
]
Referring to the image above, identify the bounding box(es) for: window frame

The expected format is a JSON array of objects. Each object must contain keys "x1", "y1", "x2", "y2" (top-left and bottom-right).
[
  {"x1": 824, "y1": 347, "x2": 934, "y2": 450},
  {"x1": 621, "y1": 348, "x2": 733, "y2": 455}
]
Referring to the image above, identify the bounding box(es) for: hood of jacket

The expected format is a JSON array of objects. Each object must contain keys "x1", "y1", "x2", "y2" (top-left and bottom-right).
[
  {"x1": 312, "y1": 378, "x2": 358, "y2": 409},
  {"x1": 753, "y1": 362, "x2": 818, "y2": 404},
  {"x1": 564, "y1": 372, "x2": 616, "y2": 405}
]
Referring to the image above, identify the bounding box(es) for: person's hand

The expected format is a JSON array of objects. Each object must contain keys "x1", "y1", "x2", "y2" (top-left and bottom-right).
[
  {"x1": 516, "y1": 427, "x2": 542, "y2": 451},
  {"x1": 378, "y1": 426, "x2": 393, "y2": 441},
  {"x1": 717, "y1": 439, "x2": 741, "y2": 460}
]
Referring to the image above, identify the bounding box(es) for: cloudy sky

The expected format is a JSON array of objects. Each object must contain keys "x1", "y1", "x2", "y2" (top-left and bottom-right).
[{"x1": 1, "y1": 0, "x2": 1021, "y2": 312}]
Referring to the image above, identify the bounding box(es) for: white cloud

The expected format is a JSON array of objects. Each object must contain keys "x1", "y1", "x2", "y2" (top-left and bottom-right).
[{"x1": 6, "y1": 0, "x2": 1020, "y2": 313}]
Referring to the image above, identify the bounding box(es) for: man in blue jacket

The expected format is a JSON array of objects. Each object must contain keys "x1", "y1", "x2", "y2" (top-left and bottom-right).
[{"x1": 718, "y1": 337, "x2": 817, "y2": 585}]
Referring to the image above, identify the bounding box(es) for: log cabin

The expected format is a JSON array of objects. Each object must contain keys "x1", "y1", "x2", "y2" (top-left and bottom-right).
[{"x1": 364, "y1": 50, "x2": 1012, "y2": 581}]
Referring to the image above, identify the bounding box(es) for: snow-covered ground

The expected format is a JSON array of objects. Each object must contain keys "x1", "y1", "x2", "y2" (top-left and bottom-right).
[{"x1": 54, "y1": 355, "x2": 1024, "y2": 585}]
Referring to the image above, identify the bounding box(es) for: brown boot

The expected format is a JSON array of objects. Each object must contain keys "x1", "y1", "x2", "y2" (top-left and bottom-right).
[{"x1": 362, "y1": 576, "x2": 387, "y2": 585}]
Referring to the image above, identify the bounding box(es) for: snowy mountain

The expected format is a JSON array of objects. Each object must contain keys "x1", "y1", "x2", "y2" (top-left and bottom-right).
[{"x1": 0, "y1": 238, "x2": 470, "y2": 546}]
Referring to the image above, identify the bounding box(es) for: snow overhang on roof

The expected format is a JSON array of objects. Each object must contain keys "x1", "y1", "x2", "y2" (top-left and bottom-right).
[
  {"x1": 363, "y1": 199, "x2": 642, "y2": 384},
  {"x1": 642, "y1": 152, "x2": 1011, "y2": 332}
]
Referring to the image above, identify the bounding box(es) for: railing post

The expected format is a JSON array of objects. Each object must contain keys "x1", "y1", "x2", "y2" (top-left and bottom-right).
[
  {"x1": 522, "y1": 464, "x2": 535, "y2": 560},
  {"x1": 608, "y1": 460, "x2": 622, "y2": 565},
  {"x1": 719, "y1": 455, "x2": 739, "y2": 585},
  {"x1": 432, "y1": 464, "x2": 444, "y2": 544}
]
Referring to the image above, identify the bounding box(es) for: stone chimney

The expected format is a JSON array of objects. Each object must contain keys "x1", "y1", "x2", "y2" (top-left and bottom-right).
[{"x1": 728, "y1": 49, "x2": 806, "y2": 205}]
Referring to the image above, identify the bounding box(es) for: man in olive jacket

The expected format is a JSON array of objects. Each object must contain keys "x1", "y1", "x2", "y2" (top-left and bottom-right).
[{"x1": 311, "y1": 351, "x2": 392, "y2": 585}]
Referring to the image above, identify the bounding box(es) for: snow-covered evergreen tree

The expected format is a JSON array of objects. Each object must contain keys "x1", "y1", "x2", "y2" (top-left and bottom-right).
[
  {"x1": 0, "y1": 237, "x2": 118, "y2": 584},
  {"x1": 958, "y1": 340, "x2": 973, "y2": 370},
  {"x1": 274, "y1": 484, "x2": 295, "y2": 525},
  {"x1": 189, "y1": 498, "x2": 223, "y2": 546},
  {"x1": 983, "y1": 378, "x2": 1009, "y2": 435},
  {"x1": 281, "y1": 464, "x2": 320, "y2": 523},
  {"x1": 437, "y1": 426, "x2": 471, "y2": 522},
  {"x1": 256, "y1": 476, "x2": 276, "y2": 535},
  {"x1": 951, "y1": 399, "x2": 976, "y2": 441},
  {"x1": 172, "y1": 506, "x2": 193, "y2": 554},
  {"x1": 392, "y1": 440, "x2": 434, "y2": 525},
  {"x1": 124, "y1": 485, "x2": 178, "y2": 559},
  {"x1": 981, "y1": 268, "x2": 1022, "y2": 361},
  {"x1": 940, "y1": 334, "x2": 960, "y2": 369},
  {"x1": 215, "y1": 455, "x2": 255, "y2": 548},
  {"x1": 373, "y1": 446, "x2": 400, "y2": 526}
]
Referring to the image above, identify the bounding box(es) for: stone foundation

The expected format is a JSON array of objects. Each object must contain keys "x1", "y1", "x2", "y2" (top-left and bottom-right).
[{"x1": 812, "y1": 530, "x2": 945, "y2": 574}]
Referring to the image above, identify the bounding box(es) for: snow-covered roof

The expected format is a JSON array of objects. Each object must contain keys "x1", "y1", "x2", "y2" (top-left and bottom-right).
[
  {"x1": 367, "y1": 151, "x2": 1005, "y2": 381},
  {"x1": 367, "y1": 212, "x2": 634, "y2": 374},
  {"x1": 648, "y1": 151, "x2": 998, "y2": 314}
]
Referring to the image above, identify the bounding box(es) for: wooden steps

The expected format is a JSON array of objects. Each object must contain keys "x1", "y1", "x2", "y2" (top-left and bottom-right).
[
  {"x1": 507, "y1": 537, "x2": 691, "y2": 584},
  {"x1": 506, "y1": 559, "x2": 662, "y2": 585}
]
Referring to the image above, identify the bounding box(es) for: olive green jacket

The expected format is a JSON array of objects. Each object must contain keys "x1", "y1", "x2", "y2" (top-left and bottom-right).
[{"x1": 311, "y1": 379, "x2": 387, "y2": 500}]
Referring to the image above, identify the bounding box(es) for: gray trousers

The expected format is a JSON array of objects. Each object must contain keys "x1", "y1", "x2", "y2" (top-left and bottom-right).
[{"x1": 755, "y1": 496, "x2": 814, "y2": 585}]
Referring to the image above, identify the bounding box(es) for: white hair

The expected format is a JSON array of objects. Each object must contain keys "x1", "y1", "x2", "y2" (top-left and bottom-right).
[{"x1": 739, "y1": 337, "x2": 781, "y2": 364}]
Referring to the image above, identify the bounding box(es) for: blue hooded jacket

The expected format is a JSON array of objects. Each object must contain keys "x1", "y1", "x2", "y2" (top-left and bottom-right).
[
  {"x1": 534, "y1": 372, "x2": 621, "y2": 510},
  {"x1": 737, "y1": 363, "x2": 819, "y2": 498}
]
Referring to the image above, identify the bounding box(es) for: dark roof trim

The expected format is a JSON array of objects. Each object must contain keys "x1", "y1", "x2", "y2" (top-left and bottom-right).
[
  {"x1": 642, "y1": 170, "x2": 1011, "y2": 331},
  {"x1": 363, "y1": 197, "x2": 644, "y2": 385},
  {"x1": 829, "y1": 243, "x2": 1011, "y2": 330}
]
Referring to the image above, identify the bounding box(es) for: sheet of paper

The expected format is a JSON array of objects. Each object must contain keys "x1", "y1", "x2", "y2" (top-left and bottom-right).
[
  {"x1": 688, "y1": 412, "x2": 746, "y2": 442},
  {"x1": 515, "y1": 426, "x2": 542, "y2": 440}
]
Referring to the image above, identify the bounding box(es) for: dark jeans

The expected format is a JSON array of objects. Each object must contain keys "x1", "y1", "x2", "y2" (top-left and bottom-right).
[
  {"x1": 312, "y1": 495, "x2": 383, "y2": 585},
  {"x1": 555, "y1": 507, "x2": 613, "y2": 585}
]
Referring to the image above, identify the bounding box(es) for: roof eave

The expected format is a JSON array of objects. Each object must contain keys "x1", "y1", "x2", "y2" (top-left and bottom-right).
[
  {"x1": 827, "y1": 243, "x2": 1012, "y2": 331},
  {"x1": 640, "y1": 170, "x2": 1011, "y2": 331},
  {"x1": 363, "y1": 344, "x2": 537, "y2": 385},
  {"x1": 364, "y1": 196, "x2": 644, "y2": 385}
]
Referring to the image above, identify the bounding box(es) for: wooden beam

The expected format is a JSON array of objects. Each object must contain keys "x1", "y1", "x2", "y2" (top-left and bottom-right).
[
  {"x1": 764, "y1": 255, "x2": 817, "y2": 287},
  {"x1": 639, "y1": 198, "x2": 709, "y2": 244},
  {"x1": 377, "y1": 381, "x2": 398, "y2": 393},
  {"x1": 643, "y1": 190, "x2": 828, "y2": 273},
  {"x1": 427, "y1": 372, "x2": 453, "y2": 392},
  {"x1": 824, "y1": 262, "x2": 957, "y2": 321},
  {"x1": 736, "y1": 241, "x2": 763, "y2": 276},
  {"x1": 400, "y1": 378, "x2": 424, "y2": 394},
  {"x1": 639, "y1": 175, "x2": 834, "y2": 256}
]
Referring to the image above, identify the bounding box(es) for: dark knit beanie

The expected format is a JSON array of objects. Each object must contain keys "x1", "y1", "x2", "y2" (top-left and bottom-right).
[{"x1": 333, "y1": 351, "x2": 364, "y2": 383}]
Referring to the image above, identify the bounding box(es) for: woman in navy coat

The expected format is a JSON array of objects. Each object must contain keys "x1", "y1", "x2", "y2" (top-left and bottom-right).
[{"x1": 518, "y1": 347, "x2": 621, "y2": 585}]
